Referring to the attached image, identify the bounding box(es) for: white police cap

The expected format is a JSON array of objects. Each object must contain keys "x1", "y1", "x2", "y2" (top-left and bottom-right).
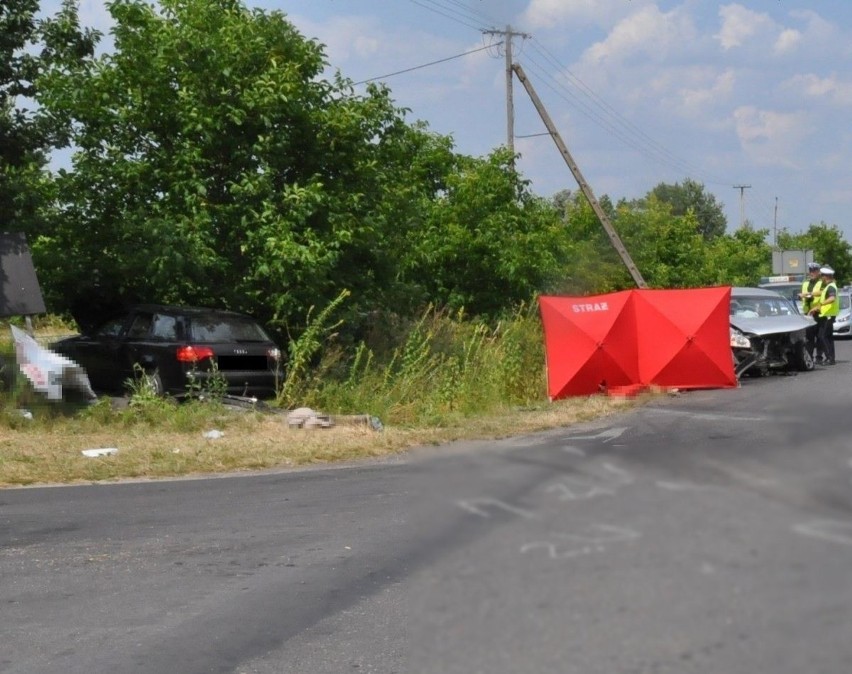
[{"x1": 820, "y1": 266, "x2": 835, "y2": 275}]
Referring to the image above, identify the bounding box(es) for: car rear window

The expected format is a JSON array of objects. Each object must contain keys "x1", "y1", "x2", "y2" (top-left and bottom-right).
[
  {"x1": 758, "y1": 283, "x2": 800, "y2": 303},
  {"x1": 189, "y1": 316, "x2": 271, "y2": 343},
  {"x1": 731, "y1": 295, "x2": 798, "y2": 317}
]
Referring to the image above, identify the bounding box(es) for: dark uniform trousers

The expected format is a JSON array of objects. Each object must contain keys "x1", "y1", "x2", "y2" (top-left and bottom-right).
[{"x1": 815, "y1": 316, "x2": 835, "y2": 363}]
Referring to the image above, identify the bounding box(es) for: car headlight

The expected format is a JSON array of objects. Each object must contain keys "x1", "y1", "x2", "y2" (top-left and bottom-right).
[
  {"x1": 836, "y1": 314, "x2": 849, "y2": 324},
  {"x1": 730, "y1": 327, "x2": 751, "y2": 348}
]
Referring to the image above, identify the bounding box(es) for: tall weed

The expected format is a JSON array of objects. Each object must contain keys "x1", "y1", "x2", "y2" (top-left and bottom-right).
[
  {"x1": 307, "y1": 305, "x2": 547, "y2": 426},
  {"x1": 276, "y1": 289, "x2": 350, "y2": 408}
]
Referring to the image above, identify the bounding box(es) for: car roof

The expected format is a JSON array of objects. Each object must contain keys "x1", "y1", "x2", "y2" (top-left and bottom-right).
[
  {"x1": 731, "y1": 287, "x2": 789, "y2": 298},
  {"x1": 130, "y1": 304, "x2": 255, "y2": 319}
]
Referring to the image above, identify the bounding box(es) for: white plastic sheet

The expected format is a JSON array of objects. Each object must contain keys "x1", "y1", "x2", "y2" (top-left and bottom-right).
[{"x1": 10, "y1": 325, "x2": 97, "y2": 400}]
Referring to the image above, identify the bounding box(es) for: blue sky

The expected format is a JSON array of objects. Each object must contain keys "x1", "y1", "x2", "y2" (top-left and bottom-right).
[{"x1": 54, "y1": 1, "x2": 852, "y2": 241}]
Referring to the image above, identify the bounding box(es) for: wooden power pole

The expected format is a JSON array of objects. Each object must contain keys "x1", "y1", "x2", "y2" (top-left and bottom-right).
[
  {"x1": 483, "y1": 25, "x2": 529, "y2": 164},
  {"x1": 511, "y1": 63, "x2": 648, "y2": 289},
  {"x1": 733, "y1": 184, "x2": 751, "y2": 229}
]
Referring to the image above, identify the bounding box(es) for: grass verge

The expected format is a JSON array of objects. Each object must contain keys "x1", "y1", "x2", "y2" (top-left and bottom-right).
[{"x1": 0, "y1": 395, "x2": 639, "y2": 487}]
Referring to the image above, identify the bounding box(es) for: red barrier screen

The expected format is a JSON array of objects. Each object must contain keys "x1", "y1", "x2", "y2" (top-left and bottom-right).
[{"x1": 539, "y1": 288, "x2": 737, "y2": 399}]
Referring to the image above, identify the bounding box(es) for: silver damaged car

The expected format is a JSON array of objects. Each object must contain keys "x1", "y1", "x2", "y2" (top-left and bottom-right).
[{"x1": 729, "y1": 287, "x2": 816, "y2": 377}]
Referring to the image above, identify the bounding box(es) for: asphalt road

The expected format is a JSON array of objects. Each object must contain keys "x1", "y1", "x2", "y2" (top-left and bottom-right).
[{"x1": 3, "y1": 343, "x2": 852, "y2": 673}]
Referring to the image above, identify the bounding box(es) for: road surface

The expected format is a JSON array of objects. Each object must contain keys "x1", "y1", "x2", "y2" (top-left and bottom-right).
[{"x1": 2, "y1": 345, "x2": 852, "y2": 673}]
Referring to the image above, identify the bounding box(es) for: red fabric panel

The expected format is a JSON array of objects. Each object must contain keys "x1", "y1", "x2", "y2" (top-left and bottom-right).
[
  {"x1": 539, "y1": 287, "x2": 737, "y2": 399},
  {"x1": 539, "y1": 292, "x2": 638, "y2": 398},
  {"x1": 633, "y1": 287, "x2": 737, "y2": 390}
]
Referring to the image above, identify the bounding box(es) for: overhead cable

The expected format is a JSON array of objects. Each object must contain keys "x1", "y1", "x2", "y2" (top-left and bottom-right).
[
  {"x1": 408, "y1": 0, "x2": 484, "y2": 31},
  {"x1": 411, "y1": 0, "x2": 494, "y2": 30},
  {"x1": 527, "y1": 39, "x2": 729, "y2": 187},
  {"x1": 353, "y1": 43, "x2": 500, "y2": 85}
]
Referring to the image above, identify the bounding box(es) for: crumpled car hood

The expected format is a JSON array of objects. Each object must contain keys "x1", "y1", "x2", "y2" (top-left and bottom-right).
[{"x1": 731, "y1": 314, "x2": 814, "y2": 337}]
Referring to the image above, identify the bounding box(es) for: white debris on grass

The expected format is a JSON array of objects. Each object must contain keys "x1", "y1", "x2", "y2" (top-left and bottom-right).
[
  {"x1": 81, "y1": 448, "x2": 118, "y2": 458},
  {"x1": 202, "y1": 430, "x2": 225, "y2": 439},
  {"x1": 287, "y1": 407, "x2": 334, "y2": 429}
]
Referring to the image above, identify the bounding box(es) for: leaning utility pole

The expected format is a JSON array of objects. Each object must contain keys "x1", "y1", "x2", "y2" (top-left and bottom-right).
[
  {"x1": 511, "y1": 63, "x2": 647, "y2": 289},
  {"x1": 483, "y1": 25, "x2": 529, "y2": 164}
]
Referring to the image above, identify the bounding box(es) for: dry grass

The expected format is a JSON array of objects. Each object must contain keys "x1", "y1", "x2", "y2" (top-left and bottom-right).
[{"x1": 0, "y1": 395, "x2": 640, "y2": 487}]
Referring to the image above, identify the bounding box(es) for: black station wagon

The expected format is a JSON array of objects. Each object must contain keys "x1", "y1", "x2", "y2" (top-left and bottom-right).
[{"x1": 51, "y1": 304, "x2": 282, "y2": 398}]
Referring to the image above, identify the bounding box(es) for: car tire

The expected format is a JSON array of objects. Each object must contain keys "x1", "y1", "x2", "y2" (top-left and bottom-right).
[
  {"x1": 144, "y1": 370, "x2": 165, "y2": 396},
  {"x1": 793, "y1": 342, "x2": 815, "y2": 372}
]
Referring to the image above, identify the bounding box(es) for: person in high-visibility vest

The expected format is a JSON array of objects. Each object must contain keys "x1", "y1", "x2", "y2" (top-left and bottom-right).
[
  {"x1": 809, "y1": 266, "x2": 840, "y2": 365},
  {"x1": 798, "y1": 261, "x2": 823, "y2": 359}
]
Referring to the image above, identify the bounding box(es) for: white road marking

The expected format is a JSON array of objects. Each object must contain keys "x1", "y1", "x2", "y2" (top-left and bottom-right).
[
  {"x1": 793, "y1": 521, "x2": 852, "y2": 546},
  {"x1": 656, "y1": 480, "x2": 715, "y2": 492},
  {"x1": 545, "y1": 462, "x2": 635, "y2": 502},
  {"x1": 645, "y1": 408, "x2": 766, "y2": 422},
  {"x1": 563, "y1": 427, "x2": 629, "y2": 443},
  {"x1": 456, "y1": 498, "x2": 537, "y2": 519},
  {"x1": 547, "y1": 481, "x2": 614, "y2": 501},
  {"x1": 521, "y1": 525, "x2": 641, "y2": 560},
  {"x1": 602, "y1": 462, "x2": 634, "y2": 486}
]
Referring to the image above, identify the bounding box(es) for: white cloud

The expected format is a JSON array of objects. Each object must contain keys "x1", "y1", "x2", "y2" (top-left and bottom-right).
[
  {"x1": 290, "y1": 15, "x2": 384, "y2": 62},
  {"x1": 785, "y1": 73, "x2": 852, "y2": 107},
  {"x1": 774, "y1": 29, "x2": 801, "y2": 55},
  {"x1": 715, "y1": 4, "x2": 775, "y2": 50},
  {"x1": 733, "y1": 106, "x2": 812, "y2": 168},
  {"x1": 580, "y1": 5, "x2": 696, "y2": 65},
  {"x1": 678, "y1": 70, "x2": 736, "y2": 113},
  {"x1": 790, "y1": 10, "x2": 838, "y2": 41},
  {"x1": 521, "y1": 0, "x2": 643, "y2": 29}
]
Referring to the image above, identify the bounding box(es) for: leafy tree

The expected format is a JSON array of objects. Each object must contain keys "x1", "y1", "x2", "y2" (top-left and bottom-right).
[
  {"x1": 551, "y1": 188, "x2": 573, "y2": 215},
  {"x1": 704, "y1": 227, "x2": 772, "y2": 286},
  {"x1": 402, "y1": 148, "x2": 571, "y2": 315},
  {"x1": 643, "y1": 178, "x2": 727, "y2": 240},
  {"x1": 776, "y1": 222, "x2": 852, "y2": 286},
  {"x1": 35, "y1": 0, "x2": 428, "y2": 334},
  {"x1": 617, "y1": 196, "x2": 711, "y2": 288},
  {"x1": 556, "y1": 191, "x2": 631, "y2": 294},
  {"x1": 1, "y1": 0, "x2": 96, "y2": 236}
]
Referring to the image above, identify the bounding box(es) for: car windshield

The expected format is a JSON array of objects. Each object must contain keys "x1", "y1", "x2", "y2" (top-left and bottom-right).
[
  {"x1": 731, "y1": 295, "x2": 798, "y2": 318},
  {"x1": 841, "y1": 294, "x2": 851, "y2": 310},
  {"x1": 190, "y1": 315, "x2": 271, "y2": 342}
]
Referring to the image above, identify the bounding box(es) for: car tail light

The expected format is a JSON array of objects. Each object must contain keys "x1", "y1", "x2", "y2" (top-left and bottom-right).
[
  {"x1": 176, "y1": 345, "x2": 215, "y2": 362},
  {"x1": 267, "y1": 348, "x2": 282, "y2": 361}
]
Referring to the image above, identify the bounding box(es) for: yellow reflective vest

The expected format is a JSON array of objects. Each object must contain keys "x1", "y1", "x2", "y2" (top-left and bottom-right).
[
  {"x1": 801, "y1": 278, "x2": 823, "y2": 314},
  {"x1": 816, "y1": 281, "x2": 840, "y2": 318}
]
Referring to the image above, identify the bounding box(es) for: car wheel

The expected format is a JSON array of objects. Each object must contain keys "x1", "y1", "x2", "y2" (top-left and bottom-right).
[
  {"x1": 793, "y1": 342, "x2": 815, "y2": 372},
  {"x1": 143, "y1": 370, "x2": 165, "y2": 396}
]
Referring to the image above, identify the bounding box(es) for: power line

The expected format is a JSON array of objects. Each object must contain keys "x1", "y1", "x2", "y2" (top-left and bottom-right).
[
  {"x1": 415, "y1": 0, "x2": 499, "y2": 30},
  {"x1": 520, "y1": 56, "x2": 700, "y2": 179},
  {"x1": 353, "y1": 43, "x2": 499, "y2": 86},
  {"x1": 397, "y1": 3, "x2": 751, "y2": 218},
  {"x1": 526, "y1": 39, "x2": 729, "y2": 187},
  {"x1": 407, "y1": 0, "x2": 484, "y2": 31}
]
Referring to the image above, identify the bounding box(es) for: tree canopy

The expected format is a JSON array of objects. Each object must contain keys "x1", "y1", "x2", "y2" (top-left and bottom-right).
[
  {"x1": 0, "y1": 0, "x2": 843, "y2": 339},
  {"x1": 777, "y1": 223, "x2": 852, "y2": 286},
  {"x1": 1, "y1": 0, "x2": 96, "y2": 236},
  {"x1": 642, "y1": 178, "x2": 727, "y2": 240}
]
